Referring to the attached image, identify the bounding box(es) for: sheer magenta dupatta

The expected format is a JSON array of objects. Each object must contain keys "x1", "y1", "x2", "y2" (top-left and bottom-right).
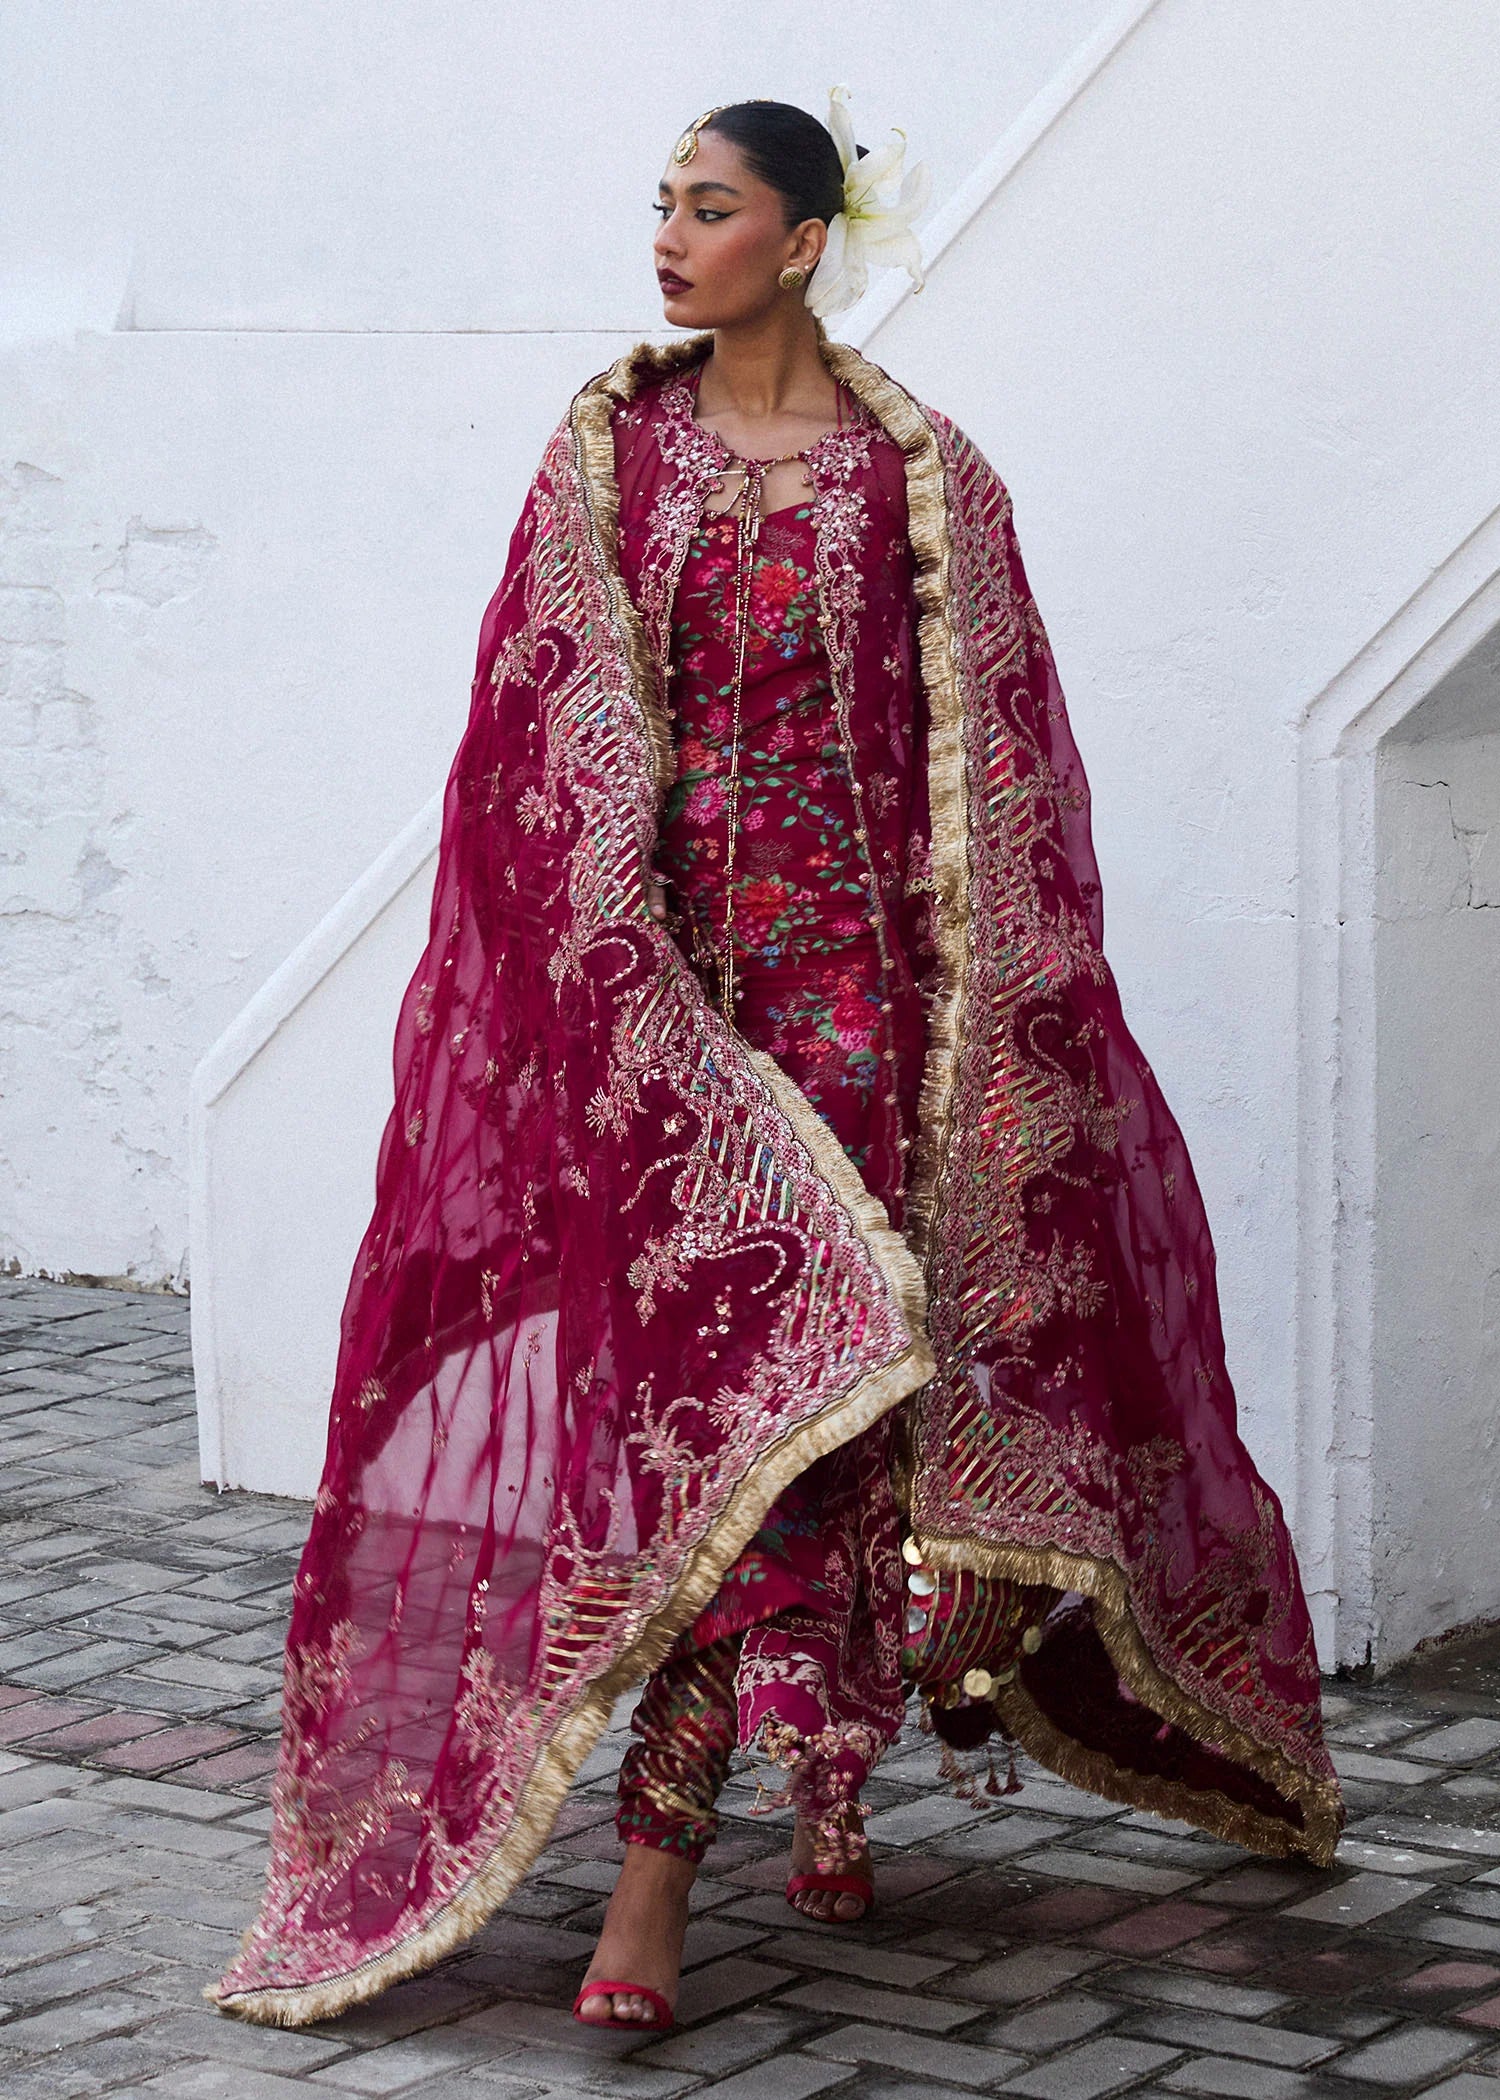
[{"x1": 210, "y1": 331, "x2": 1339, "y2": 2028}]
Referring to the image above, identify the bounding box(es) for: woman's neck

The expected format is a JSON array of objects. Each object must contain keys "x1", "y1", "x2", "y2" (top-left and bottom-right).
[{"x1": 695, "y1": 311, "x2": 839, "y2": 427}]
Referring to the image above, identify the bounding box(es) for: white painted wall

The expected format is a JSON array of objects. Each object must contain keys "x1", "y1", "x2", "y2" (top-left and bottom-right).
[
  {"x1": 871, "y1": 0, "x2": 1500, "y2": 1665},
  {"x1": 1370, "y1": 643, "x2": 1500, "y2": 1661},
  {"x1": 1, "y1": 0, "x2": 1116, "y2": 1284},
  {"x1": 9, "y1": 2, "x2": 1500, "y2": 1664}
]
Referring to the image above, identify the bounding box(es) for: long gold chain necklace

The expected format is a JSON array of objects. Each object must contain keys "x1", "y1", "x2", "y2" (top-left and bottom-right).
[
  {"x1": 719, "y1": 454, "x2": 769, "y2": 1018},
  {"x1": 710, "y1": 382, "x2": 845, "y2": 1020}
]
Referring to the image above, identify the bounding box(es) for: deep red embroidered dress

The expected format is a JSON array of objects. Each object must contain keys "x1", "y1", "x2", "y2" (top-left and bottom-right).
[
  {"x1": 210, "y1": 331, "x2": 1342, "y2": 2029},
  {"x1": 640, "y1": 369, "x2": 930, "y2": 1808}
]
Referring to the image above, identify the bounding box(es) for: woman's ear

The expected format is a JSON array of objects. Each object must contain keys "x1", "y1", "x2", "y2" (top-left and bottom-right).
[{"x1": 790, "y1": 216, "x2": 829, "y2": 275}]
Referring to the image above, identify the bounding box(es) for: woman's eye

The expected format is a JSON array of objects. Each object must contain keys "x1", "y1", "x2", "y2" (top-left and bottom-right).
[{"x1": 651, "y1": 203, "x2": 729, "y2": 222}]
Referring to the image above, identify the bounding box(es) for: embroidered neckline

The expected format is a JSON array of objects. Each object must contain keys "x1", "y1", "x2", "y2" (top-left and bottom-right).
[{"x1": 660, "y1": 359, "x2": 877, "y2": 480}]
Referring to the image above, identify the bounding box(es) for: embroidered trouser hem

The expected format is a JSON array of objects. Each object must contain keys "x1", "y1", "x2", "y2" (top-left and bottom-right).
[{"x1": 615, "y1": 1635, "x2": 740, "y2": 1865}]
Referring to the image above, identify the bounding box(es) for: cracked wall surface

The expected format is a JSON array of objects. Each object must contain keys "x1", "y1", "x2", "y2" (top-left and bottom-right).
[
  {"x1": 0, "y1": 330, "x2": 620, "y2": 1287},
  {"x1": 0, "y1": 460, "x2": 204, "y2": 1284}
]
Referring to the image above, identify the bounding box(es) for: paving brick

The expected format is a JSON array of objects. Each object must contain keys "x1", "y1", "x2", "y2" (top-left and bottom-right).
[
  {"x1": 974, "y1": 1992, "x2": 1124, "y2": 2054},
  {"x1": 949, "y1": 1947, "x2": 1111, "y2": 2006},
  {"x1": 808, "y1": 2018, "x2": 1025, "y2": 2087},
  {"x1": 18, "y1": 1706, "x2": 170, "y2": 1755},
  {"x1": 1352, "y1": 1817, "x2": 1500, "y2": 1858},
  {"x1": 1336, "y1": 2024, "x2": 1481, "y2": 2085},
  {"x1": 1334, "y1": 1836, "x2": 1467, "y2": 1878},
  {"x1": 1448, "y1": 1885, "x2": 1500, "y2": 1921},
  {"x1": 1384, "y1": 1959, "x2": 1500, "y2": 2007},
  {"x1": 1088, "y1": 1827, "x2": 1242, "y2": 1875},
  {"x1": 27, "y1": 2027, "x2": 187, "y2": 2090},
  {"x1": 0, "y1": 1986, "x2": 161, "y2": 2052},
  {"x1": 0, "y1": 1939, "x2": 162, "y2": 2004},
  {"x1": 1276, "y1": 2004, "x2": 1396, "y2": 2042},
  {"x1": 934, "y1": 1813, "x2": 1088, "y2": 1862},
  {"x1": 300, "y1": 2023, "x2": 507, "y2": 2090},
  {"x1": 753, "y1": 1933, "x2": 956, "y2": 1987},
  {"x1": 675, "y1": 2056, "x2": 849, "y2": 2099},
  {"x1": 1282, "y1": 1871, "x2": 1431, "y2": 1926},
  {"x1": 1160, "y1": 2058, "x2": 1329, "y2": 2100},
  {"x1": 858, "y1": 1793, "x2": 983, "y2": 1846},
  {"x1": 1117, "y1": 2010, "x2": 1337, "y2": 2069},
  {"x1": 674, "y1": 1956, "x2": 799, "y2": 2025},
  {"x1": 1007, "y1": 1884, "x2": 1140, "y2": 1937},
  {"x1": 1407, "y1": 1914, "x2": 1500, "y2": 1957},
  {"x1": 780, "y1": 1976, "x2": 978, "y2": 2031},
  {"x1": 0, "y1": 1695, "x2": 100, "y2": 1745},
  {"x1": 10, "y1": 1637, "x2": 168, "y2": 1692},
  {"x1": 1403, "y1": 1719, "x2": 1500, "y2": 1764},
  {"x1": 169, "y1": 1741, "x2": 279, "y2": 1791},
  {"x1": 1087, "y1": 1902, "x2": 1234, "y2": 1956},
  {"x1": 1003, "y1": 1778, "x2": 1126, "y2": 1823},
  {"x1": 89, "y1": 1721, "x2": 250, "y2": 1773},
  {"x1": 135, "y1": 2066, "x2": 339, "y2": 2098},
  {"x1": 0, "y1": 1759, "x2": 105, "y2": 1810},
  {"x1": 90, "y1": 1772, "x2": 246, "y2": 1819},
  {"x1": 463, "y1": 2040, "x2": 698, "y2": 2094},
  {"x1": 1017, "y1": 1847, "x2": 1197, "y2": 1897},
  {"x1": 97, "y1": 1806, "x2": 257, "y2": 1860},
  {"x1": 1105, "y1": 1972, "x2": 1291, "y2": 2021},
  {"x1": 1330, "y1": 1748, "x2": 1436, "y2": 1786},
  {"x1": 1000, "y1": 2037, "x2": 1183, "y2": 2099},
  {"x1": 641, "y1": 2006, "x2": 824, "y2": 2076}
]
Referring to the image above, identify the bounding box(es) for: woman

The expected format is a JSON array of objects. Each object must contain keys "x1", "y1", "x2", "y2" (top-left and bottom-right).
[{"x1": 209, "y1": 94, "x2": 1342, "y2": 2036}]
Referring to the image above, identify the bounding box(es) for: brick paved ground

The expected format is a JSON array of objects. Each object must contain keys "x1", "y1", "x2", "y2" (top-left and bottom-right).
[{"x1": 6, "y1": 1279, "x2": 1500, "y2": 2100}]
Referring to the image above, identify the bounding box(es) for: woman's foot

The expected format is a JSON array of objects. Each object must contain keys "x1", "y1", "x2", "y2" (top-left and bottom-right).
[
  {"x1": 576, "y1": 1842, "x2": 696, "y2": 2026},
  {"x1": 786, "y1": 1803, "x2": 873, "y2": 1922}
]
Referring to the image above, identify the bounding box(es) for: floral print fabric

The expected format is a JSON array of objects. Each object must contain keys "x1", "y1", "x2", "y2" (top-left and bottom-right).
[
  {"x1": 656, "y1": 500, "x2": 925, "y2": 1198},
  {"x1": 647, "y1": 471, "x2": 928, "y2": 1822}
]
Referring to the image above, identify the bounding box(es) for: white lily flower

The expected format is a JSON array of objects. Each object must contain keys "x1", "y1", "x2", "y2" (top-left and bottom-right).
[{"x1": 806, "y1": 84, "x2": 931, "y2": 321}]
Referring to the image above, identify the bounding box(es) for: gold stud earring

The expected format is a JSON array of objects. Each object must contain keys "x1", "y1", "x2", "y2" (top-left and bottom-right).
[{"x1": 778, "y1": 265, "x2": 807, "y2": 291}]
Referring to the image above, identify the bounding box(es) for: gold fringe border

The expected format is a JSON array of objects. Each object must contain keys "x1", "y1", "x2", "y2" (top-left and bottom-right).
[
  {"x1": 570, "y1": 375, "x2": 678, "y2": 802},
  {"x1": 209, "y1": 335, "x2": 944, "y2": 2031},
  {"x1": 208, "y1": 1336, "x2": 933, "y2": 2028},
  {"x1": 567, "y1": 326, "x2": 970, "y2": 1287},
  {"x1": 816, "y1": 337, "x2": 967, "y2": 1284},
  {"x1": 918, "y1": 1530, "x2": 1344, "y2": 1867}
]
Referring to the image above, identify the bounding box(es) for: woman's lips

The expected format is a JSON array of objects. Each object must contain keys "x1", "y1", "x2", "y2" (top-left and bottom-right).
[{"x1": 658, "y1": 273, "x2": 693, "y2": 294}]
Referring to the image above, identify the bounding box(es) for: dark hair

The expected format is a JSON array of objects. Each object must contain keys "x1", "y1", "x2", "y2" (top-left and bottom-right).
[{"x1": 701, "y1": 100, "x2": 862, "y2": 227}]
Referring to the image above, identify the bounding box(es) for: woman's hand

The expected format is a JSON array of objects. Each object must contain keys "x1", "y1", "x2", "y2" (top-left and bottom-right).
[{"x1": 647, "y1": 876, "x2": 669, "y2": 922}]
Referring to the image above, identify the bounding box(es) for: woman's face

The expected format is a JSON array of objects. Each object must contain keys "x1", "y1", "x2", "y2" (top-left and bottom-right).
[{"x1": 653, "y1": 130, "x2": 826, "y2": 327}]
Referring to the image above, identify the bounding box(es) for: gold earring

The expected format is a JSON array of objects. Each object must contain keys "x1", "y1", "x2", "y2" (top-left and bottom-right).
[{"x1": 778, "y1": 265, "x2": 807, "y2": 291}]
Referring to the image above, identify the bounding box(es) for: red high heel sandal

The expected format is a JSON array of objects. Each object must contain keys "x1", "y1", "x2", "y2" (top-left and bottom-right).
[
  {"x1": 784, "y1": 1867, "x2": 875, "y2": 1920},
  {"x1": 572, "y1": 1980, "x2": 675, "y2": 2032}
]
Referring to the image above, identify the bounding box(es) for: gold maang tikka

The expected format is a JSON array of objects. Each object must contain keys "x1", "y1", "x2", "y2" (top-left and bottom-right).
[{"x1": 672, "y1": 106, "x2": 726, "y2": 164}]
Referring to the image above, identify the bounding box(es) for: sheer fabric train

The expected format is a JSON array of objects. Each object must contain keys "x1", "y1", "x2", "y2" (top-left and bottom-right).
[{"x1": 211, "y1": 329, "x2": 1342, "y2": 2028}]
